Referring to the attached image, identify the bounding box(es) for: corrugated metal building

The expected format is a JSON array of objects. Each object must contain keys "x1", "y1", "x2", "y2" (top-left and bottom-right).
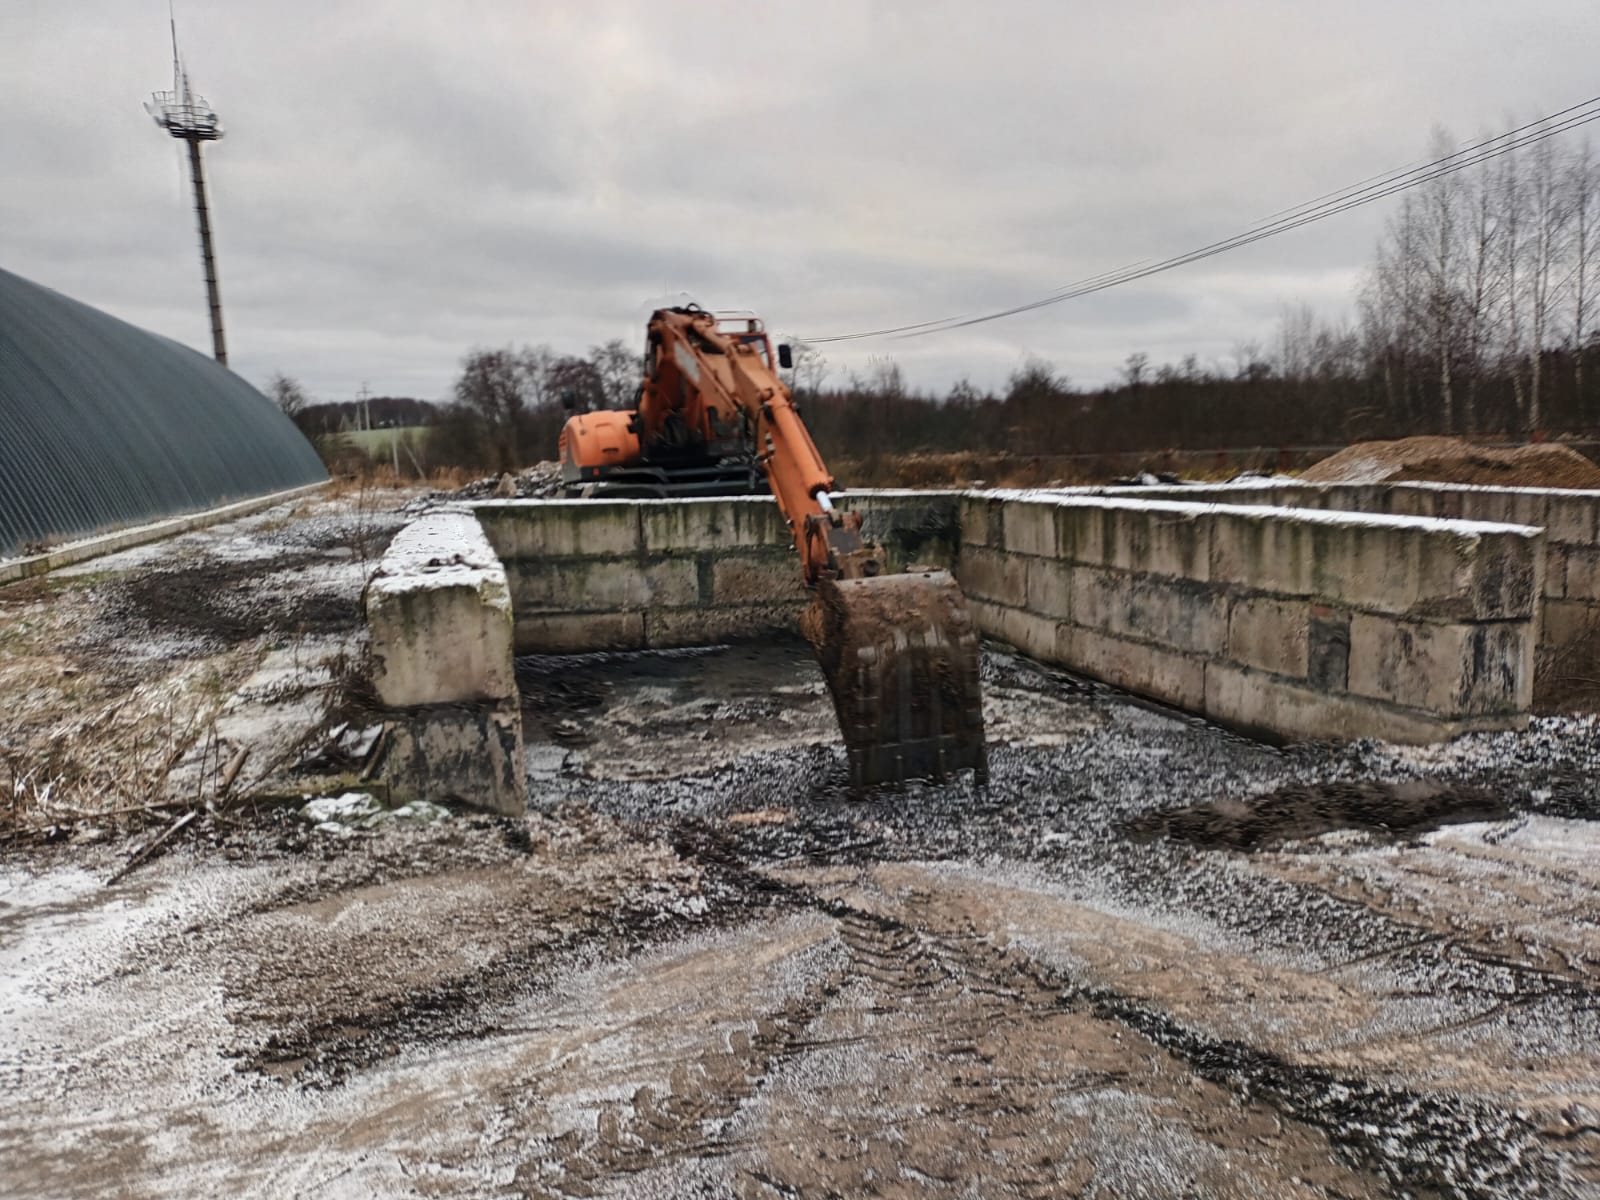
[{"x1": 0, "y1": 266, "x2": 326, "y2": 559}]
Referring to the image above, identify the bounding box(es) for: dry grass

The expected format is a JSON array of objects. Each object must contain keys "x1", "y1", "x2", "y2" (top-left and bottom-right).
[
  {"x1": 1, "y1": 640, "x2": 263, "y2": 836},
  {"x1": 323, "y1": 463, "x2": 476, "y2": 496}
]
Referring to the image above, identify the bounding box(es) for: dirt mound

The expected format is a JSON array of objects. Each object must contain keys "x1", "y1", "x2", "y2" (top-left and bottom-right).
[
  {"x1": 1123, "y1": 779, "x2": 1508, "y2": 850},
  {"x1": 1303, "y1": 436, "x2": 1600, "y2": 489}
]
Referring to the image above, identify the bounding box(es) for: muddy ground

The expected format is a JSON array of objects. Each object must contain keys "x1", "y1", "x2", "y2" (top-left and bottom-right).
[{"x1": 3, "y1": 494, "x2": 1600, "y2": 1199}]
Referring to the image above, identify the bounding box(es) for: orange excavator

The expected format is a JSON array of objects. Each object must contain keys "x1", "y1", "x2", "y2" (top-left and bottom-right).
[{"x1": 559, "y1": 305, "x2": 986, "y2": 790}]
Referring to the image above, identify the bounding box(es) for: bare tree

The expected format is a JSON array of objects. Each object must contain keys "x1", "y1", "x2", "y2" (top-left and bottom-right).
[
  {"x1": 1461, "y1": 154, "x2": 1502, "y2": 432},
  {"x1": 1276, "y1": 302, "x2": 1318, "y2": 383},
  {"x1": 781, "y1": 337, "x2": 829, "y2": 400},
  {"x1": 454, "y1": 348, "x2": 531, "y2": 473},
  {"x1": 1120, "y1": 351, "x2": 1149, "y2": 387},
  {"x1": 1495, "y1": 139, "x2": 1529, "y2": 424},
  {"x1": 265, "y1": 372, "x2": 310, "y2": 425},
  {"x1": 1567, "y1": 138, "x2": 1599, "y2": 400},
  {"x1": 865, "y1": 356, "x2": 907, "y2": 399},
  {"x1": 588, "y1": 339, "x2": 639, "y2": 410},
  {"x1": 520, "y1": 344, "x2": 557, "y2": 409},
  {"x1": 1526, "y1": 128, "x2": 1570, "y2": 433},
  {"x1": 1418, "y1": 128, "x2": 1462, "y2": 431},
  {"x1": 549, "y1": 354, "x2": 606, "y2": 414}
]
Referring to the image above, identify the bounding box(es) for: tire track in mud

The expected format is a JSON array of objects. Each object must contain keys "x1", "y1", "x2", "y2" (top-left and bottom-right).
[
  {"x1": 824, "y1": 895, "x2": 1570, "y2": 1200},
  {"x1": 224, "y1": 820, "x2": 802, "y2": 1088},
  {"x1": 634, "y1": 828, "x2": 1572, "y2": 1199},
  {"x1": 509, "y1": 972, "x2": 850, "y2": 1199},
  {"x1": 502, "y1": 898, "x2": 1097, "y2": 1199}
]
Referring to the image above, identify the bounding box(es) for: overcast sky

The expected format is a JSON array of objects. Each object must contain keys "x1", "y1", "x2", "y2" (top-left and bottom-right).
[{"x1": 6, "y1": 1, "x2": 1597, "y2": 403}]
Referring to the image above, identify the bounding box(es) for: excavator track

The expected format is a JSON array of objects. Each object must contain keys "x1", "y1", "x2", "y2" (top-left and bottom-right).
[{"x1": 803, "y1": 570, "x2": 987, "y2": 791}]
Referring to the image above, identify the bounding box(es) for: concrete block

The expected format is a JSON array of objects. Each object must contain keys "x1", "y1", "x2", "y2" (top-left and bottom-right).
[
  {"x1": 1541, "y1": 598, "x2": 1600, "y2": 655},
  {"x1": 508, "y1": 558, "x2": 698, "y2": 612},
  {"x1": 712, "y1": 554, "x2": 810, "y2": 605},
  {"x1": 1428, "y1": 486, "x2": 1548, "y2": 535},
  {"x1": 1544, "y1": 493, "x2": 1600, "y2": 546},
  {"x1": 1547, "y1": 546, "x2": 1570, "y2": 599},
  {"x1": 513, "y1": 611, "x2": 645, "y2": 655},
  {"x1": 1307, "y1": 607, "x2": 1351, "y2": 692},
  {"x1": 1226, "y1": 596, "x2": 1309, "y2": 678},
  {"x1": 1025, "y1": 557, "x2": 1075, "y2": 620},
  {"x1": 1565, "y1": 548, "x2": 1600, "y2": 601},
  {"x1": 472, "y1": 501, "x2": 640, "y2": 560},
  {"x1": 1100, "y1": 506, "x2": 1210, "y2": 580},
  {"x1": 843, "y1": 493, "x2": 960, "y2": 569},
  {"x1": 1210, "y1": 510, "x2": 1314, "y2": 597},
  {"x1": 368, "y1": 577, "x2": 517, "y2": 708},
  {"x1": 1212, "y1": 509, "x2": 1540, "y2": 621},
  {"x1": 640, "y1": 498, "x2": 790, "y2": 554},
  {"x1": 1002, "y1": 501, "x2": 1059, "y2": 558},
  {"x1": 1064, "y1": 505, "x2": 1108, "y2": 567},
  {"x1": 1070, "y1": 569, "x2": 1226, "y2": 653},
  {"x1": 1203, "y1": 662, "x2": 1521, "y2": 744},
  {"x1": 959, "y1": 494, "x2": 1001, "y2": 547},
  {"x1": 1059, "y1": 625, "x2": 1207, "y2": 712},
  {"x1": 1348, "y1": 614, "x2": 1533, "y2": 717},
  {"x1": 967, "y1": 598, "x2": 1061, "y2": 661},
  {"x1": 957, "y1": 546, "x2": 1027, "y2": 604},
  {"x1": 1384, "y1": 487, "x2": 1439, "y2": 518},
  {"x1": 366, "y1": 509, "x2": 516, "y2": 709},
  {"x1": 384, "y1": 703, "x2": 523, "y2": 816},
  {"x1": 644, "y1": 604, "x2": 805, "y2": 648},
  {"x1": 1452, "y1": 529, "x2": 1543, "y2": 622}
]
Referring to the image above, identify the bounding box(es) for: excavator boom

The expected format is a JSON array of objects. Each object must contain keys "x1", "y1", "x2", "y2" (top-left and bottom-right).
[{"x1": 562, "y1": 306, "x2": 986, "y2": 790}]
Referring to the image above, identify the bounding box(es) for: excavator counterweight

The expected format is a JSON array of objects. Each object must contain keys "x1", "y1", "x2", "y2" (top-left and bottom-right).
[{"x1": 559, "y1": 305, "x2": 987, "y2": 790}]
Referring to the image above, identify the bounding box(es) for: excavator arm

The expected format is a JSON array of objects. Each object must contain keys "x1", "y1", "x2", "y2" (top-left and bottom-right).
[
  {"x1": 641, "y1": 307, "x2": 987, "y2": 790},
  {"x1": 639, "y1": 307, "x2": 877, "y2": 585}
]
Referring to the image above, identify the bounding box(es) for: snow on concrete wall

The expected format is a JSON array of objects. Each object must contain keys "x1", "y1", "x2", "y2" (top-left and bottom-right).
[
  {"x1": 381, "y1": 489, "x2": 1546, "y2": 746},
  {"x1": 961, "y1": 491, "x2": 1544, "y2": 742},
  {"x1": 364, "y1": 507, "x2": 522, "y2": 815},
  {"x1": 1082, "y1": 481, "x2": 1600, "y2": 685},
  {"x1": 470, "y1": 493, "x2": 961, "y2": 655}
]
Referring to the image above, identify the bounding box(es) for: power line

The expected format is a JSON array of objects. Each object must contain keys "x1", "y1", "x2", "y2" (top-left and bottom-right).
[{"x1": 806, "y1": 94, "x2": 1600, "y2": 345}]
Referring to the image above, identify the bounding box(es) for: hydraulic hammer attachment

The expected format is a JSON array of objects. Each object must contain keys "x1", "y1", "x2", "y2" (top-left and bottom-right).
[{"x1": 803, "y1": 569, "x2": 988, "y2": 792}]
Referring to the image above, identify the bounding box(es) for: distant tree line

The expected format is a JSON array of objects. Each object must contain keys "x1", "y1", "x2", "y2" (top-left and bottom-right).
[{"x1": 268, "y1": 124, "x2": 1600, "y2": 479}]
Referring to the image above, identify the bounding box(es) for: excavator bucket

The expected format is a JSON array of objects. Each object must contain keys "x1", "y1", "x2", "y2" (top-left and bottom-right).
[{"x1": 803, "y1": 569, "x2": 987, "y2": 792}]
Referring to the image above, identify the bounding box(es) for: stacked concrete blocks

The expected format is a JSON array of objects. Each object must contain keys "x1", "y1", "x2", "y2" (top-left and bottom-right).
[
  {"x1": 365, "y1": 507, "x2": 523, "y2": 815},
  {"x1": 959, "y1": 492, "x2": 1545, "y2": 743},
  {"x1": 1085, "y1": 480, "x2": 1600, "y2": 681},
  {"x1": 470, "y1": 492, "x2": 963, "y2": 655},
  {"x1": 473, "y1": 496, "x2": 801, "y2": 653}
]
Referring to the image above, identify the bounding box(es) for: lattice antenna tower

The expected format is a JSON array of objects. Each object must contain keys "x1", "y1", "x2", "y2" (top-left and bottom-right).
[{"x1": 145, "y1": 5, "x2": 228, "y2": 365}]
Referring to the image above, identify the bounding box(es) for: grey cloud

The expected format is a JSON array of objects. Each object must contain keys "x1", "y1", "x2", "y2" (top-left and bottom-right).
[{"x1": 4, "y1": 0, "x2": 1596, "y2": 404}]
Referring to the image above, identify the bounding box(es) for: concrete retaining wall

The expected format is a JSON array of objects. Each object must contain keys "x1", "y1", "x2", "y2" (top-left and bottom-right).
[
  {"x1": 1084, "y1": 481, "x2": 1600, "y2": 679},
  {"x1": 368, "y1": 488, "x2": 1552, "y2": 751},
  {"x1": 959, "y1": 492, "x2": 1545, "y2": 743},
  {"x1": 364, "y1": 507, "x2": 523, "y2": 814},
  {"x1": 470, "y1": 492, "x2": 961, "y2": 655}
]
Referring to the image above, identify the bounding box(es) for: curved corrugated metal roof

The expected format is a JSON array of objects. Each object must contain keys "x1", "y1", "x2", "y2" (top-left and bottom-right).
[{"x1": 0, "y1": 266, "x2": 327, "y2": 558}]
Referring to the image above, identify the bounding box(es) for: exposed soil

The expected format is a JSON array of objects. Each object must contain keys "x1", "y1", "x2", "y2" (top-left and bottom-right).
[
  {"x1": 4, "y1": 498, "x2": 1600, "y2": 1198},
  {"x1": 1303, "y1": 436, "x2": 1600, "y2": 489},
  {"x1": 1124, "y1": 778, "x2": 1511, "y2": 850}
]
